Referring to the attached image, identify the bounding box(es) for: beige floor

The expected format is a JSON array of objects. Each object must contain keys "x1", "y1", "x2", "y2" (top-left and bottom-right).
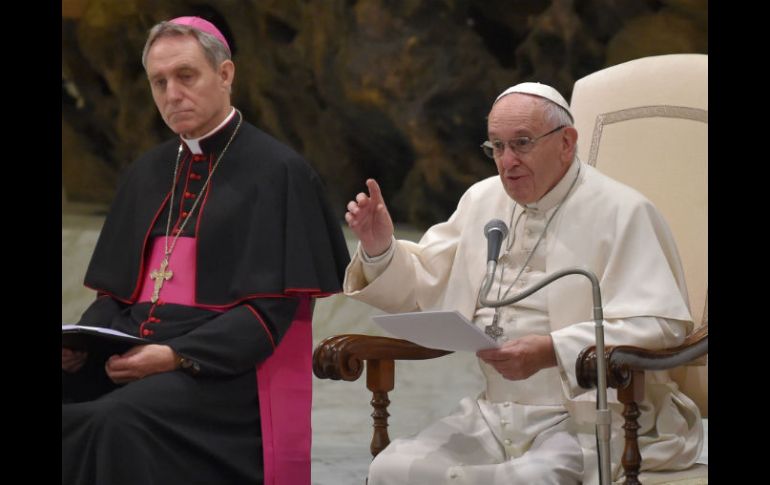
[{"x1": 62, "y1": 202, "x2": 706, "y2": 484}]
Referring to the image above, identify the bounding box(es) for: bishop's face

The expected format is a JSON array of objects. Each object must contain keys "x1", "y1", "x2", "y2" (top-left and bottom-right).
[
  {"x1": 145, "y1": 34, "x2": 234, "y2": 139},
  {"x1": 487, "y1": 94, "x2": 577, "y2": 204}
]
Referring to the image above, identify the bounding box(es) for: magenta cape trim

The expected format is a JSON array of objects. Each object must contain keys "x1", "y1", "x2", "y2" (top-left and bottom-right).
[{"x1": 257, "y1": 295, "x2": 312, "y2": 484}]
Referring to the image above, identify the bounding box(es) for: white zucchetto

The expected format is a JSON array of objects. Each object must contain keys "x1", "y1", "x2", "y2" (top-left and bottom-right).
[{"x1": 494, "y1": 82, "x2": 573, "y2": 122}]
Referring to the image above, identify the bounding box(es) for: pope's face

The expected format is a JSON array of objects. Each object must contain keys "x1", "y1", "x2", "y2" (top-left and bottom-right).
[
  {"x1": 145, "y1": 34, "x2": 234, "y2": 138},
  {"x1": 487, "y1": 94, "x2": 577, "y2": 204}
]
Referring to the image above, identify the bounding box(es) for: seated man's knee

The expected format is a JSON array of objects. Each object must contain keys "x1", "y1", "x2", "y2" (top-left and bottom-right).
[
  {"x1": 87, "y1": 397, "x2": 143, "y2": 434},
  {"x1": 509, "y1": 456, "x2": 582, "y2": 485},
  {"x1": 368, "y1": 448, "x2": 403, "y2": 483}
]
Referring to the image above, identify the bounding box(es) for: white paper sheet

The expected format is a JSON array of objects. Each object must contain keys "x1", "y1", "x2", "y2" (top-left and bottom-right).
[
  {"x1": 371, "y1": 310, "x2": 500, "y2": 352},
  {"x1": 61, "y1": 324, "x2": 143, "y2": 340},
  {"x1": 61, "y1": 324, "x2": 148, "y2": 353}
]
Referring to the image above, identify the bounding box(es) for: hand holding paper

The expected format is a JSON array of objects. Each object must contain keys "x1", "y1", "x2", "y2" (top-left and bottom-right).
[{"x1": 476, "y1": 334, "x2": 557, "y2": 380}]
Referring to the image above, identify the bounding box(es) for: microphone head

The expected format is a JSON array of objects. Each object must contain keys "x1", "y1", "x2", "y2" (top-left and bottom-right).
[
  {"x1": 484, "y1": 219, "x2": 509, "y2": 264},
  {"x1": 484, "y1": 219, "x2": 509, "y2": 240}
]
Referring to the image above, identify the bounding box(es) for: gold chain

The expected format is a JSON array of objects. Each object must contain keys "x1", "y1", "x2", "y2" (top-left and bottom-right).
[{"x1": 163, "y1": 111, "x2": 243, "y2": 258}]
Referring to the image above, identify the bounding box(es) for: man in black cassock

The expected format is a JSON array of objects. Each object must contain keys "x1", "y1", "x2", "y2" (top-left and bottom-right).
[{"x1": 62, "y1": 16, "x2": 350, "y2": 485}]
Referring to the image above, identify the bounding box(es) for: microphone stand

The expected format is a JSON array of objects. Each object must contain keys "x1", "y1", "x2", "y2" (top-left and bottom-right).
[{"x1": 479, "y1": 268, "x2": 612, "y2": 485}]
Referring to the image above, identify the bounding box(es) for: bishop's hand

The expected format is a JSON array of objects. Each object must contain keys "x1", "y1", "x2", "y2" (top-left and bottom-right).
[
  {"x1": 345, "y1": 178, "x2": 394, "y2": 257},
  {"x1": 62, "y1": 347, "x2": 88, "y2": 373},
  {"x1": 105, "y1": 344, "x2": 178, "y2": 384}
]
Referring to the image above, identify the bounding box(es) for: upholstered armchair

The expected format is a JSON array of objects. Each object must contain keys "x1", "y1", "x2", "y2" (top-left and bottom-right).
[
  {"x1": 571, "y1": 54, "x2": 708, "y2": 485},
  {"x1": 313, "y1": 54, "x2": 708, "y2": 484}
]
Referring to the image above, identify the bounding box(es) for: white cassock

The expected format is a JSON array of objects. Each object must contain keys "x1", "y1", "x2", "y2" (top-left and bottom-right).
[{"x1": 344, "y1": 161, "x2": 703, "y2": 485}]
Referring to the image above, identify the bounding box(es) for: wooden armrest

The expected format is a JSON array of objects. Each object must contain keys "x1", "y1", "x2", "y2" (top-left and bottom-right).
[
  {"x1": 576, "y1": 323, "x2": 708, "y2": 390},
  {"x1": 575, "y1": 324, "x2": 708, "y2": 485},
  {"x1": 312, "y1": 334, "x2": 452, "y2": 381}
]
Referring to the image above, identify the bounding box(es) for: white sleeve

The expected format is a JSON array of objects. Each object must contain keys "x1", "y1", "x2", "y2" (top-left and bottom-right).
[
  {"x1": 342, "y1": 185, "x2": 477, "y2": 313},
  {"x1": 359, "y1": 237, "x2": 396, "y2": 284}
]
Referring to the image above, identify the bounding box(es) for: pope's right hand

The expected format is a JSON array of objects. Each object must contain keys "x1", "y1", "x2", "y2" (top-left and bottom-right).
[
  {"x1": 345, "y1": 178, "x2": 394, "y2": 257},
  {"x1": 62, "y1": 347, "x2": 88, "y2": 373}
]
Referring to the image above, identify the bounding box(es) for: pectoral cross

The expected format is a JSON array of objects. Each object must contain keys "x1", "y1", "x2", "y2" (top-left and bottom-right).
[
  {"x1": 484, "y1": 312, "x2": 504, "y2": 341},
  {"x1": 150, "y1": 257, "x2": 173, "y2": 303}
]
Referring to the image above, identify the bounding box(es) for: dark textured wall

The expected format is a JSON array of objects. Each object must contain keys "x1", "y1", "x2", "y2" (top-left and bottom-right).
[{"x1": 62, "y1": 0, "x2": 707, "y2": 227}]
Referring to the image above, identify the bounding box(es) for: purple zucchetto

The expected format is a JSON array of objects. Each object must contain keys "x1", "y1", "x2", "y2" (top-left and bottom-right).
[{"x1": 168, "y1": 16, "x2": 230, "y2": 54}]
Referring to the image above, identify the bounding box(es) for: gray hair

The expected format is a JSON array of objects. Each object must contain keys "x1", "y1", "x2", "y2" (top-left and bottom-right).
[
  {"x1": 539, "y1": 97, "x2": 578, "y2": 162},
  {"x1": 141, "y1": 21, "x2": 231, "y2": 71},
  {"x1": 540, "y1": 98, "x2": 574, "y2": 128}
]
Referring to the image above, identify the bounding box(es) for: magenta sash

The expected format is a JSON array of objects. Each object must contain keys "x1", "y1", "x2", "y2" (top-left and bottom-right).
[
  {"x1": 257, "y1": 295, "x2": 312, "y2": 484},
  {"x1": 138, "y1": 237, "x2": 222, "y2": 311},
  {"x1": 139, "y1": 236, "x2": 313, "y2": 483}
]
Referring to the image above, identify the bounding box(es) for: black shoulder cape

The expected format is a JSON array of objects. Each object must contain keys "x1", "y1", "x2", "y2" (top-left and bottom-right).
[{"x1": 84, "y1": 117, "x2": 350, "y2": 306}]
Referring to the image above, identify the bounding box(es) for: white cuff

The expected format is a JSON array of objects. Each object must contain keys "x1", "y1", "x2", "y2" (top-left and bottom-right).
[{"x1": 359, "y1": 237, "x2": 396, "y2": 283}]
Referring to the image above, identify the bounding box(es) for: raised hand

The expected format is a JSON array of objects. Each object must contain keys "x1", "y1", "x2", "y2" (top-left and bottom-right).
[{"x1": 345, "y1": 178, "x2": 395, "y2": 257}]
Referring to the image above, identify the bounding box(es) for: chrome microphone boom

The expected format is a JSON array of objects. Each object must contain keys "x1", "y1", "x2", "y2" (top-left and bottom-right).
[{"x1": 479, "y1": 268, "x2": 612, "y2": 485}]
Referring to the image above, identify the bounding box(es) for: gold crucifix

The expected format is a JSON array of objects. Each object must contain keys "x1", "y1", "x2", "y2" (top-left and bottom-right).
[{"x1": 150, "y1": 257, "x2": 173, "y2": 303}]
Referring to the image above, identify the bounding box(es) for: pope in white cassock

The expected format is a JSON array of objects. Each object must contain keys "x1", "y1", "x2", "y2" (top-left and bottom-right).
[{"x1": 343, "y1": 82, "x2": 703, "y2": 484}]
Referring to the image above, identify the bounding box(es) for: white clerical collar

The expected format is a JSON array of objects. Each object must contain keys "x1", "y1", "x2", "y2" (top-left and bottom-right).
[
  {"x1": 180, "y1": 108, "x2": 236, "y2": 154},
  {"x1": 524, "y1": 159, "x2": 580, "y2": 213}
]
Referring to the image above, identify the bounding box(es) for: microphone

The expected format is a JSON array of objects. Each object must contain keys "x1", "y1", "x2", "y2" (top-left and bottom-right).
[
  {"x1": 484, "y1": 219, "x2": 509, "y2": 263},
  {"x1": 480, "y1": 219, "x2": 509, "y2": 300}
]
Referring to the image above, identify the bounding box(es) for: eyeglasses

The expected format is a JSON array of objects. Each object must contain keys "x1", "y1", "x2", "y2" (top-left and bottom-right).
[{"x1": 481, "y1": 125, "x2": 566, "y2": 159}]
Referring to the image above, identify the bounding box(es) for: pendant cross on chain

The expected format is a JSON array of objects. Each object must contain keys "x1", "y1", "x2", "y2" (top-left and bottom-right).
[
  {"x1": 150, "y1": 257, "x2": 173, "y2": 303},
  {"x1": 484, "y1": 312, "x2": 504, "y2": 341}
]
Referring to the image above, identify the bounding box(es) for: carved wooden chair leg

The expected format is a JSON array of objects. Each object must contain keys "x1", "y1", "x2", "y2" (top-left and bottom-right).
[
  {"x1": 618, "y1": 370, "x2": 644, "y2": 485},
  {"x1": 367, "y1": 359, "x2": 394, "y2": 458},
  {"x1": 311, "y1": 334, "x2": 452, "y2": 485}
]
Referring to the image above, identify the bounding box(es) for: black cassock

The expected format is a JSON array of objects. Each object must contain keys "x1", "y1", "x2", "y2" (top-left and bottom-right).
[{"x1": 62, "y1": 112, "x2": 350, "y2": 485}]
